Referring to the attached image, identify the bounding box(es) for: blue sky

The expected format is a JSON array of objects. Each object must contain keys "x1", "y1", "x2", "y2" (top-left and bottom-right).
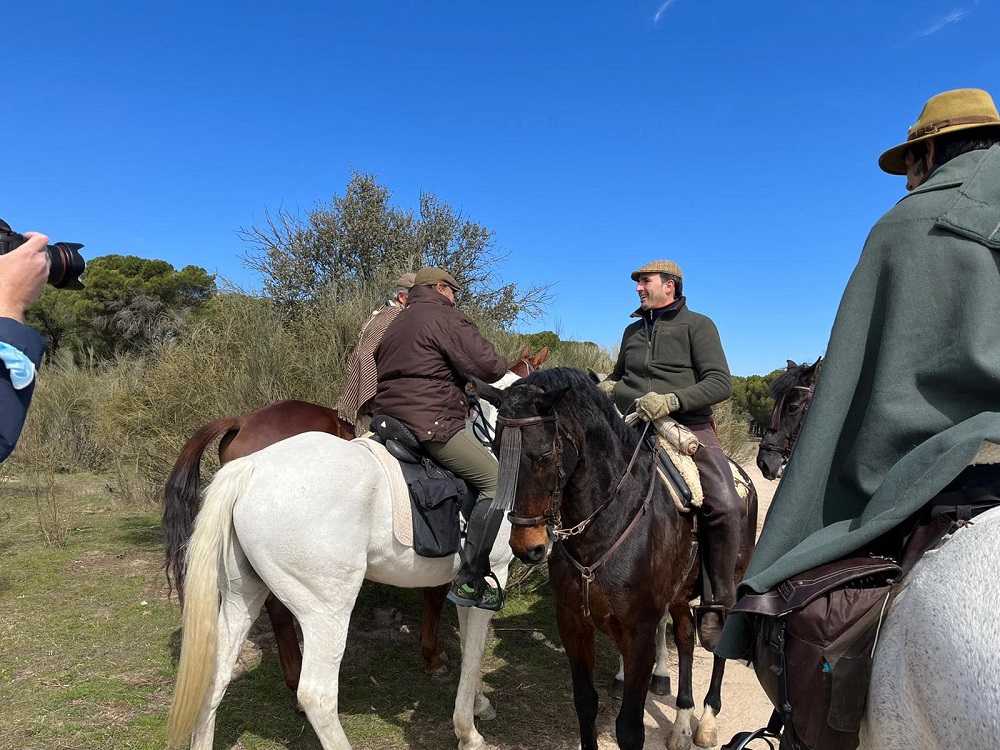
[{"x1": 5, "y1": 2, "x2": 998, "y2": 375}]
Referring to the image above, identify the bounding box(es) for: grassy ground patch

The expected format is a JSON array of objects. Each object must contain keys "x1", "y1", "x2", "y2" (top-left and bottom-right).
[{"x1": 0, "y1": 474, "x2": 628, "y2": 749}]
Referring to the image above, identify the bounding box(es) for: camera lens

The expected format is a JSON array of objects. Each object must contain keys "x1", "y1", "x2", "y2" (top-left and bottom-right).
[{"x1": 47, "y1": 242, "x2": 87, "y2": 289}]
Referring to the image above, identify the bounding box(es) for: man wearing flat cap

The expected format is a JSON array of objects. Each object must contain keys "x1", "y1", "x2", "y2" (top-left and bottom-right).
[
  {"x1": 338, "y1": 272, "x2": 416, "y2": 434},
  {"x1": 602, "y1": 259, "x2": 743, "y2": 651},
  {"x1": 717, "y1": 88, "x2": 1000, "y2": 665},
  {"x1": 374, "y1": 266, "x2": 511, "y2": 610}
]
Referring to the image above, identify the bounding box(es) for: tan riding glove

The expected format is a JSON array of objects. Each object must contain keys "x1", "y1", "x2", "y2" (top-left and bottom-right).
[
  {"x1": 633, "y1": 391, "x2": 681, "y2": 422},
  {"x1": 597, "y1": 379, "x2": 617, "y2": 398}
]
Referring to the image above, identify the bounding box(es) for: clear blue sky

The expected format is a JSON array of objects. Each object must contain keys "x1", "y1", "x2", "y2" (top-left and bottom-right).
[{"x1": 5, "y1": 2, "x2": 998, "y2": 375}]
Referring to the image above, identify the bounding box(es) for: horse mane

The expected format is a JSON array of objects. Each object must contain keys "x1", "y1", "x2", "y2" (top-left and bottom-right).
[
  {"x1": 768, "y1": 363, "x2": 809, "y2": 400},
  {"x1": 514, "y1": 367, "x2": 641, "y2": 450}
]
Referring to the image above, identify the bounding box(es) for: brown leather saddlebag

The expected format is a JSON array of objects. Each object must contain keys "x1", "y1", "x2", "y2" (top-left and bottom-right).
[{"x1": 731, "y1": 556, "x2": 901, "y2": 750}]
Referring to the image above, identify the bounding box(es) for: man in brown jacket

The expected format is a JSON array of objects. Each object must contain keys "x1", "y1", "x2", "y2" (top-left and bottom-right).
[{"x1": 373, "y1": 266, "x2": 510, "y2": 609}]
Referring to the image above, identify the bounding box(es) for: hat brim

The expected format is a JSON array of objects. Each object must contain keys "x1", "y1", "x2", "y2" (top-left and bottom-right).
[{"x1": 878, "y1": 121, "x2": 1000, "y2": 175}]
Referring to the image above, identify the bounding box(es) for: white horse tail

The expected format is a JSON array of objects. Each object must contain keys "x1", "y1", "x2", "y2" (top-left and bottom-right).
[{"x1": 167, "y1": 457, "x2": 255, "y2": 747}]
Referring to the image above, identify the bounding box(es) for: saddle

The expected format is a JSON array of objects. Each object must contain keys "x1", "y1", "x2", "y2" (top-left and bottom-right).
[{"x1": 369, "y1": 415, "x2": 475, "y2": 558}]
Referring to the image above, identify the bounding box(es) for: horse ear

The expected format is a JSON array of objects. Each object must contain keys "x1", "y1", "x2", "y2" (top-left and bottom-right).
[
  {"x1": 518, "y1": 344, "x2": 531, "y2": 359},
  {"x1": 586, "y1": 368, "x2": 603, "y2": 384},
  {"x1": 537, "y1": 385, "x2": 571, "y2": 413},
  {"x1": 531, "y1": 345, "x2": 550, "y2": 367},
  {"x1": 469, "y1": 375, "x2": 505, "y2": 406},
  {"x1": 786, "y1": 359, "x2": 798, "y2": 370}
]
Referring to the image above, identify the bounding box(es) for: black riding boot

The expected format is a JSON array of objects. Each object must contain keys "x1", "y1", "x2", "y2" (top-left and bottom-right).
[
  {"x1": 688, "y1": 426, "x2": 744, "y2": 652},
  {"x1": 447, "y1": 499, "x2": 506, "y2": 611}
]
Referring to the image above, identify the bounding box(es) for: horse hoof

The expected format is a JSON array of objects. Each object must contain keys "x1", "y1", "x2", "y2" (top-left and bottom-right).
[
  {"x1": 427, "y1": 663, "x2": 450, "y2": 678},
  {"x1": 609, "y1": 677, "x2": 624, "y2": 700},
  {"x1": 650, "y1": 674, "x2": 672, "y2": 696}
]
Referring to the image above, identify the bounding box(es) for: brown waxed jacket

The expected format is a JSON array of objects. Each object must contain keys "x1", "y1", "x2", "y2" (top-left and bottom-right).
[{"x1": 373, "y1": 285, "x2": 509, "y2": 443}]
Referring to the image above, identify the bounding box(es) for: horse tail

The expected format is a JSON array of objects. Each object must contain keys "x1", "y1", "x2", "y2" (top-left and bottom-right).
[
  {"x1": 167, "y1": 457, "x2": 254, "y2": 748},
  {"x1": 163, "y1": 416, "x2": 242, "y2": 603}
]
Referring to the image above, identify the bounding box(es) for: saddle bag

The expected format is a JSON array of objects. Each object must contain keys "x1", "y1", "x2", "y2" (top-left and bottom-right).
[
  {"x1": 406, "y1": 458, "x2": 472, "y2": 558},
  {"x1": 731, "y1": 556, "x2": 901, "y2": 750}
]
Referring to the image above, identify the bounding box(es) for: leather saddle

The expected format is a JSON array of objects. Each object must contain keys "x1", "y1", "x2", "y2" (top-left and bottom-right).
[{"x1": 369, "y1": 415, "x2": 475, "y2": 557}]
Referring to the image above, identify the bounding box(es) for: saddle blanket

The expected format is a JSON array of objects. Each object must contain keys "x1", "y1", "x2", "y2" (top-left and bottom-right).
[{"x1": 352, "y1": 437, "x2": 414, "y2": 547}]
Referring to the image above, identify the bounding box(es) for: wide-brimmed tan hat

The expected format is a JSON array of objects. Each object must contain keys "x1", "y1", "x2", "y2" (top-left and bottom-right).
[
  {"x1": 631, "y1": 260, "x2": 683, "y2": 282},
  {"x1": 395, "y1": 272, "x2": 416, "y2": 289},
  {"x1": 878, "y1": 88, "x2": 1000, "y2": 175},
  {"x1": 414, "y1": 266, "x2": 462, "y2": 291}
]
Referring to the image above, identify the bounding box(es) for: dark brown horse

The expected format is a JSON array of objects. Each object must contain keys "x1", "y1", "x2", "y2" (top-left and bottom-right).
[
  {"x1": 756, "y1": 357, "x2": 822, "y2": 480},
  {"x1": 162, "y1": 345, "x2": 548, "y2": 691},
  {"x1": 476, "y1": 367, "x2": 739, "y2": 750}
]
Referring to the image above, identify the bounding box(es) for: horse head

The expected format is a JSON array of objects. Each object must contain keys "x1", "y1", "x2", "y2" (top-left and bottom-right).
[
  {"x1": 473, "y1": 368, "x2": 637, "y2": 566},
  {"x1": 756, "y1": 357, "x2": 822, "y2": 480}
]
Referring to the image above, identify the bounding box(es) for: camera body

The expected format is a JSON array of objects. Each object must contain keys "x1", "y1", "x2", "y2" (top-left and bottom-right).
[{"x1": 0, "y1": 219, "x2": 86, "y2": 290}]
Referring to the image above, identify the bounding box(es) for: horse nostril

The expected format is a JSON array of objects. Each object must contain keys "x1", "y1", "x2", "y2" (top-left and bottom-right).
[{"x1": 527, "y1": 545, "x2": 546, "y2": 564}]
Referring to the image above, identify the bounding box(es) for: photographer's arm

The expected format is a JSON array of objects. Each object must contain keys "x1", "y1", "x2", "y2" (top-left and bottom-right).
[{"x1": 0, "y1": 235, "x2": 50, "y2": 461}]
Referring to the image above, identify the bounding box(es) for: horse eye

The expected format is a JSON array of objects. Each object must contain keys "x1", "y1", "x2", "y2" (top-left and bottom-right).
[
  {"x1": 536, "y1": 452, "x2": 554, "y2": 466},
  {"x1": 788, "y1": 404, "x2": 802, "y2": 415}
]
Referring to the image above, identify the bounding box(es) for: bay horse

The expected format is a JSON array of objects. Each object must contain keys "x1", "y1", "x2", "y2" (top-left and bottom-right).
[
  {"x1": 609, "y1": 455, "x2": 758, "y2": 749},
  {"x1": 162, "y1": 346, "x2": 547, "y2": 693},
  {"x1": 755, "y1": 357, "x2": 822, "y2": 481},
  {"x1": 474, "y1": 367, "x2": 724, "y2": 750}
]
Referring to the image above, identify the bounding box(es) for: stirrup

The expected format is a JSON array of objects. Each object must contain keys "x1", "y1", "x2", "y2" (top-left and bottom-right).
[
  {"x1": 694, "y1": 603, "x2": 727, "y2": 651},
  {"x1": 447, "y1": 572, "x2": 505, "y2": 611}
]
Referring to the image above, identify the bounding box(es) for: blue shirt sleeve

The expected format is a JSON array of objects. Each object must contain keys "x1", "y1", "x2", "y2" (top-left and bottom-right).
[{"x1": 0, "y1": 317, "x2": 46, "y2": 462}]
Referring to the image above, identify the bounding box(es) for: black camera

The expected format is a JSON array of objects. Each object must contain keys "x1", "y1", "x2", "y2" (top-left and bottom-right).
[{"x1": 0, "y1": 218, "x2": 86, "y2": 290}]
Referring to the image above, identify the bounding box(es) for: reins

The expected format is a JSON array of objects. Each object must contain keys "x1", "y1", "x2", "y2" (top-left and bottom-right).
[{"x1": 496, "y1": 412, "x2": 656, "y2": 616}]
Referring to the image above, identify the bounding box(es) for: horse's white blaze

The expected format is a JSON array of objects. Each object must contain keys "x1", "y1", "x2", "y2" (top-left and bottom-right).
[{"x1": 860, "y1": 508, "x2": 1000, "y2": 750}]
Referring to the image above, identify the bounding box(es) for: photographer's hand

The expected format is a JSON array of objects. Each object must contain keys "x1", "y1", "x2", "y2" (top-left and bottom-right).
[{"x1": 0, "y1": 233, "x2": 50, "y2": 322}]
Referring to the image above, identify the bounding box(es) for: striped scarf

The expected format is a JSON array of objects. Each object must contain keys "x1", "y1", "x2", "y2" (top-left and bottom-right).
[{"x1": 337, "y1": 304, "x2": 403, "y2": 426}]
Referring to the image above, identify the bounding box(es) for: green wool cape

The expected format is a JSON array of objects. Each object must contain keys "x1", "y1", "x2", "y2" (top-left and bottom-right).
[{"x1": 718, "y1": 146, "x2": 1000, "y2": 660}]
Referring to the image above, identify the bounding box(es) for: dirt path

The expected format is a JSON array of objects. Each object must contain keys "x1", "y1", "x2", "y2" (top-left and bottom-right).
[{"x1": 596, "y1": 459, "x2": 778, "y2": 749}]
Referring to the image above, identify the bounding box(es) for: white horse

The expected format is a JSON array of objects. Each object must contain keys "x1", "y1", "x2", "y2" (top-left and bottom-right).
[
  {"x1": 167, "y1": 428, "x2": 514, "y2": 750},
  {"x1": 860, "y1": 507, "x2": 1000, "y2": 750}
]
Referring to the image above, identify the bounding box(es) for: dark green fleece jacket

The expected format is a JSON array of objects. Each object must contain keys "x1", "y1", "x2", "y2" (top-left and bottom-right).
[{"x1": 609, "y1": 298, "x2": 732, "y2": 426}]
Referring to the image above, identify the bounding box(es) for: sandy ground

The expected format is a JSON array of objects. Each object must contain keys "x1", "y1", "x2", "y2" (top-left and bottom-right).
[{"x1": 595, "y1": 459, "x2": 778, "y2": 749}]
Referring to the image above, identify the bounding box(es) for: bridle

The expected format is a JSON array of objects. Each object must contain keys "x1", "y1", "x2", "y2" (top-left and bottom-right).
[
  {"x1": 496, "y1": 412, "x2": 656, "y2": 616},
  {"x1": 765, "y1": 382, "x2": 816, "y2": 459}
]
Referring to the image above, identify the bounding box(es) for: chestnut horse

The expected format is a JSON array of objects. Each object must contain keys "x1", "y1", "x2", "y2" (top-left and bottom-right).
[
  {"x1": 162, "y1": 345, "x2": 548, "y2": 691},
  {"x1": 475, "y1": 367, "x2": 729, "y2": 750},
  {"x1": 755, "y1": 357, "x2": 822, "y2": 481}
]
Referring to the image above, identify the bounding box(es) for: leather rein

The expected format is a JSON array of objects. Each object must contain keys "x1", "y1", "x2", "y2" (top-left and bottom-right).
[{"x1": 498, "y1": 413, "x2": 657, "y2": 616}]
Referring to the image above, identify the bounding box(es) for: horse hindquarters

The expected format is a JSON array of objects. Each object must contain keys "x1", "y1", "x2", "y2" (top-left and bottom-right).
[{"x1": 862, "y1": 512, "x2": 1000, "y2": 750}]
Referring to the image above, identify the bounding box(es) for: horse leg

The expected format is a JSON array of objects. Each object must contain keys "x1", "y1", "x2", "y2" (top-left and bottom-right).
[
  {"x1": 293, "y1": 572, "x2": 365, "y2": 750},
  {"x1": 264, "y1": 593, "x2": 303, "y2": 691},
  {"x1": 667, "y1": 602, "x2": 696, "y2": 750},
  {"x1": 421, "y1": 584, "x2": 449, "y2": 677},
  {"x1": 453, "y1": 605, "x2": 494, "y2": 750},
  {"x1": 560, "y1": 615, "x2": 599, "y2": 750},
  {"x1": 611, "y1": 613, "x2": 671, "y2": 700},
  {"x1": 616, "y1": 621, "x2": 658, "y2": 750},
  {"x1": 190, "y1": 540, "x2": 270, "y2": 750},
  {"x1": 693, "y1": 654, "x2": 725, "y2": 748}
]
